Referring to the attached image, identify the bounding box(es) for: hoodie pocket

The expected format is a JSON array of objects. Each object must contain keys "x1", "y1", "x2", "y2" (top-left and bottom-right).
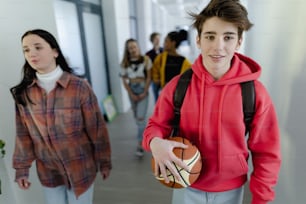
[{"x1": 221, "y1": 154, "x2": 249, "y2": 180}]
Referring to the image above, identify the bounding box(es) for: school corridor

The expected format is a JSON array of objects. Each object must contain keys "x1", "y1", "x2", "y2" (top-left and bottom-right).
[{"x1": 1, "y1": 0, "x2": 306, "y2": 204}]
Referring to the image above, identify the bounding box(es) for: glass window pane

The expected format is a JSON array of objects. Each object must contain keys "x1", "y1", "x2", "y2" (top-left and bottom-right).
[{"x1": 54, "y1": 0, "x2": 85, "y2": 75}]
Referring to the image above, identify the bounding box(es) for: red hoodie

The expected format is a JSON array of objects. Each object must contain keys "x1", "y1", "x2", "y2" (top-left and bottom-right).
[{"x1": 143, "y1": 53, "x2": 281, "y2": 204}]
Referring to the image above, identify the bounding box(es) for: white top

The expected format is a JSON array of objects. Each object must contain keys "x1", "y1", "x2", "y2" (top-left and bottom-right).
[
  {"x1": 120, "y1": 56, "x2": 152, "y2": 79},
  {"x1": 36, "y1": 66, "x2": 63, "y2": 93}
]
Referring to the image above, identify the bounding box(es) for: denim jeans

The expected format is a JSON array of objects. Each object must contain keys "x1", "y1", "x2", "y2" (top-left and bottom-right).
[
  {"x1": 172, "y1": 186, "x2": 244, "y2": 204},
  {"x1": 43, "y1": 184, "x2": 94, "y2": 204},
  {"x1": 129, "y1": 81, "x2": 148, "y2": 142},
  {"x1": 151, "y1": 82, "x2": 160, "y2": 102}
]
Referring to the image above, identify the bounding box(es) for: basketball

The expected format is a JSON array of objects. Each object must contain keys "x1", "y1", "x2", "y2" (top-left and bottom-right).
[{"x1": 151, "y1": 137, "x2": 202, "y2": 188}]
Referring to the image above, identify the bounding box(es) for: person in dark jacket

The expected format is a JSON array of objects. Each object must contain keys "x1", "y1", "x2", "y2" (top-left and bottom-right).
[{"x1": 146, "y1": 32, "x2": 163, "y2": 102}]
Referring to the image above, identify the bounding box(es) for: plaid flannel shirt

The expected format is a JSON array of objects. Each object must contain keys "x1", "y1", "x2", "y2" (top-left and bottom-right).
[{"x1": 13, "y1": 72, "x2": 111, "y2": 197}]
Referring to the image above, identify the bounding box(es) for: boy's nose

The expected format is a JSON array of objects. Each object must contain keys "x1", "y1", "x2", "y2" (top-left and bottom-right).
[{"x1": 214, "y1": 38, "x2": 224, "y2": 50}]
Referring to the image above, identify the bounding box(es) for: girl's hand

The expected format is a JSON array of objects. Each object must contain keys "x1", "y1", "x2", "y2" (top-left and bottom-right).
[
  {"x1": 100, "y1": 169, "x2": 111, "y2": 180},
  {"x1": 16, "y1": 178, "x2": 31, "y2": 190},
  {"x1": 130, "y1": 93, "x2": 139, "y2": 101},
  {"x1": 138, "y1": 92, "x2": 148, "y2": 100}
]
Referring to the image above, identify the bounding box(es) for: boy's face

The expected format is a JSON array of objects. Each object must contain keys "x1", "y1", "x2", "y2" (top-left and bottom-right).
[
  {"x1": 152, "y1": 35, "x2": 160, "y2": 47},
  {"x1": 196, "y1": 17, "x2": 242, "y2": 79}
]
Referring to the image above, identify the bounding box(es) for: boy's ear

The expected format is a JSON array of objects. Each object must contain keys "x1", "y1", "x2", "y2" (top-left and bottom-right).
[
  {"x1": 196, "y1": 35, "x2": 201, "y2": 49},
  {"x1": 236, "y1": 37, "x2": 243, "y2": 50}
]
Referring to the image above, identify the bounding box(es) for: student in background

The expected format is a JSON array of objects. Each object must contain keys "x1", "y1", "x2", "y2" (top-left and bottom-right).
[
  {"x1": 10, "y1": 29, "x2": 111, "y2": 204},
  {"x1": 151, "y1": 30, "x2": 192, "y2": 96},
  {"x1": 146, "y1": 32, "x2": 163, "y2": 63},
  {"x1": 120, "y1": 38, "x2": 152, "y2": 157},
  {"x1": 143, "y1": 0, "x2": 281, "y2": 203},
  {"x1": 146, "y1": 32, "x2": 163, "y2": 102}
]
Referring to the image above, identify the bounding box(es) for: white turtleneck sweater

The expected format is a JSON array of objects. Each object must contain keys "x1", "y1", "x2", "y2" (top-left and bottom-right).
[{"x1": 36, "y1": 66, "x2": 64, "y2": 94}]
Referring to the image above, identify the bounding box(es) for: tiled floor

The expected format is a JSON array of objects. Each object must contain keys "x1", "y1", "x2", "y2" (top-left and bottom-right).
[{"x1": 93, "y1": 94, "x2": 251, "y2": 204}]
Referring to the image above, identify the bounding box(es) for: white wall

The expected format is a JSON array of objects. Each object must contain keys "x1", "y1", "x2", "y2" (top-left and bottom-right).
[
  {"x1": 136, "y1": 0, "x2": 153, "y2": 54},
  {"x1": 0, "y1": 1, "x2": 57, "y2": 204},
  {"x1": 245, "y1": 1, "x2": 306, "y2": 203},
  {"x1": 152, "y1": 1, "x2": 168, "y2": 39},
  {"x1": 101, "y1": 0, "x2": 131, "y2": 113}
]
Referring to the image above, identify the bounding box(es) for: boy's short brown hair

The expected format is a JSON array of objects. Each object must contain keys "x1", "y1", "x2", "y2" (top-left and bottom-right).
[
  {"x1": 190, "y1": 0, "x2": 253, "y2": 38},
  {"x1": 150, "y1": 32, "x2": 160, "y2": 43}
]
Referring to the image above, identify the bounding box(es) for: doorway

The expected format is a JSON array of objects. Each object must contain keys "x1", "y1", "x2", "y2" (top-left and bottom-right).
[{"x1": 54, "y1": 0, "x2": 110, "y2": 109}]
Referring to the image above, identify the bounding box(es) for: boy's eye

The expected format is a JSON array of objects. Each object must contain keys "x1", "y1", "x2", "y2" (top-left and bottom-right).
[
  {"x1": 205, "y1": 36, "x2": 215, "y2": 40},
  {"x1": 23, "y1": 49, "x2": 29, "y2": 53},
  {"x1": 224, "y1": 36, "x2": 234, "y2": 41}
]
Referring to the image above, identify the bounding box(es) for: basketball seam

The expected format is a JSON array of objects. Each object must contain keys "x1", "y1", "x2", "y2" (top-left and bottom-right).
[
  {"x1": 173, "y1": 162, "x2": 189, "y2": 187},
  {"x1": 186, "y1": 150, "x2": 201, "y2": 173},
  {"x1": 181, "y1": 145, "x2": 201, "y2": 174}
]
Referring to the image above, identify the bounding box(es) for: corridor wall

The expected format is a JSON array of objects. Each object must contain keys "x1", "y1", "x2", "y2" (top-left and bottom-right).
[
  {"x1": 0, "y1": 1, "x2": 57, "y2": 204},
  {"x1": 245, "y1": 1, "x2": 306, "y2": 203}
]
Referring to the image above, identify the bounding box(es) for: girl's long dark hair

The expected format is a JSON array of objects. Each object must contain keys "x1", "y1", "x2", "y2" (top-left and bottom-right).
[
  {"x1": 167, "y1": 29, "x2": 188, "y2": 48},
  {"x1": 10, "y1": 29, "x2": 73, "y2": 106}
]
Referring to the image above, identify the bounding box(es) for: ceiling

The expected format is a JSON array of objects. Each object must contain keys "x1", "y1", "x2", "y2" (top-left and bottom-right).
[{"x1": 155, "y1": 0, "x2": 209, "y2": 17}]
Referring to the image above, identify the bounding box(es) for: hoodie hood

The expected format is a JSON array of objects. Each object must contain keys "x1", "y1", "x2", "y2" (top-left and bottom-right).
[{"x1": 192, "y1": 52, "x2": 261, "y2": 85}]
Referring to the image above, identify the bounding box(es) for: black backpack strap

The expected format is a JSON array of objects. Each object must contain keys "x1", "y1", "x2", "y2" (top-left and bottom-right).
[
  {"x1": 240, "y1": 81, "x2": 255, "y2": 135},
  {"x1": 171, "y1": 69, "x2": 193, "y2": 137},
  {"x1": 171, "y1": 70, "x2": 255, "y2": 137}
]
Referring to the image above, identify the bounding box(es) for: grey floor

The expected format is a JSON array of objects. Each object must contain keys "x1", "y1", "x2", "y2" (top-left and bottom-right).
[{"x1": 93, "y1": 93, "x2": 251, "y2": 204}]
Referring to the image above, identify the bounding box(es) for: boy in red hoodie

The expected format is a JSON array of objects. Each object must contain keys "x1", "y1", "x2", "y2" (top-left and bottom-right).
[{"x1": 142, "y1": 0, "x2": 281, "y2": 203}]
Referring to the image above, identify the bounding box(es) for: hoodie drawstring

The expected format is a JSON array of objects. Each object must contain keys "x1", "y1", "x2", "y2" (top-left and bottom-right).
[
  {"x1": 198, "y1": 73, "x2": 206, "y2": 145},
  {"x1": 217, "y1": 85, "x2": 227, "y2": 173}
]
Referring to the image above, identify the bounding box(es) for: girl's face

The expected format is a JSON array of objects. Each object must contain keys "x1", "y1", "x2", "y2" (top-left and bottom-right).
[
  {"x1": 196, "y1": 17, "x2": 242, "y2": 80},
  {"x1": 127, "y1": 41, "x2": 140, "y2": 59},
  {"x1": 22, "y1": 34, "x2": 58, "y2": 74},
  {"x1": 163, "y1": 36, "x2": 175, "y2": 52}
]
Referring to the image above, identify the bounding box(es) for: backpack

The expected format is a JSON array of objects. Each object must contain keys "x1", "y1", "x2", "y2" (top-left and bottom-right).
[{"x1": 172, "y1": 69, "x2": 255, "y2": 136}]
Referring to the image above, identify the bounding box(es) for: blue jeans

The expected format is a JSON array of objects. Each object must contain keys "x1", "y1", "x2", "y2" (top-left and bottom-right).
[
  {"x1": 129, "y1": 82, "x2": 148, "y2": 142},
  {"x1": 151, "y1": 82, "x2": 160, "y2": 102},
  {"x1": 172, "y1": 186, "x2": 244, "y2": 204},
  {"x1": 43, "y1": 184, "x2": 94, "y2": 204}
]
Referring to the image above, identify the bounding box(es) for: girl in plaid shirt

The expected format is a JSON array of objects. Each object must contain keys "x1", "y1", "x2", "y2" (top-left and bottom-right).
[{"x1": 10, "y1": 29, "x2": 112, "y2": 204}]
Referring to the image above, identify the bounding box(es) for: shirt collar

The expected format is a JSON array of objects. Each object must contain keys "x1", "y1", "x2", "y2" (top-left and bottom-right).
[
  {"x1": 29, "y1": 70, "x2": 71, "y2": 88},
  {"x1": 55, "y1": 71, "x2": 71, "y2": 88}
]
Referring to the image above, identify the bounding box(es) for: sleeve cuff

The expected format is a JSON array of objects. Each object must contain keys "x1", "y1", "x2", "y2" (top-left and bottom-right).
[
  {"x1": 251, "y1": 197, "x2": 268, "y2": 204},
  {"x1": 99, "y1": 160, "x2": 112, "y2": 171},
  {"x1": 15, "y1": 168, "x2": 29, "y2": 181}
]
